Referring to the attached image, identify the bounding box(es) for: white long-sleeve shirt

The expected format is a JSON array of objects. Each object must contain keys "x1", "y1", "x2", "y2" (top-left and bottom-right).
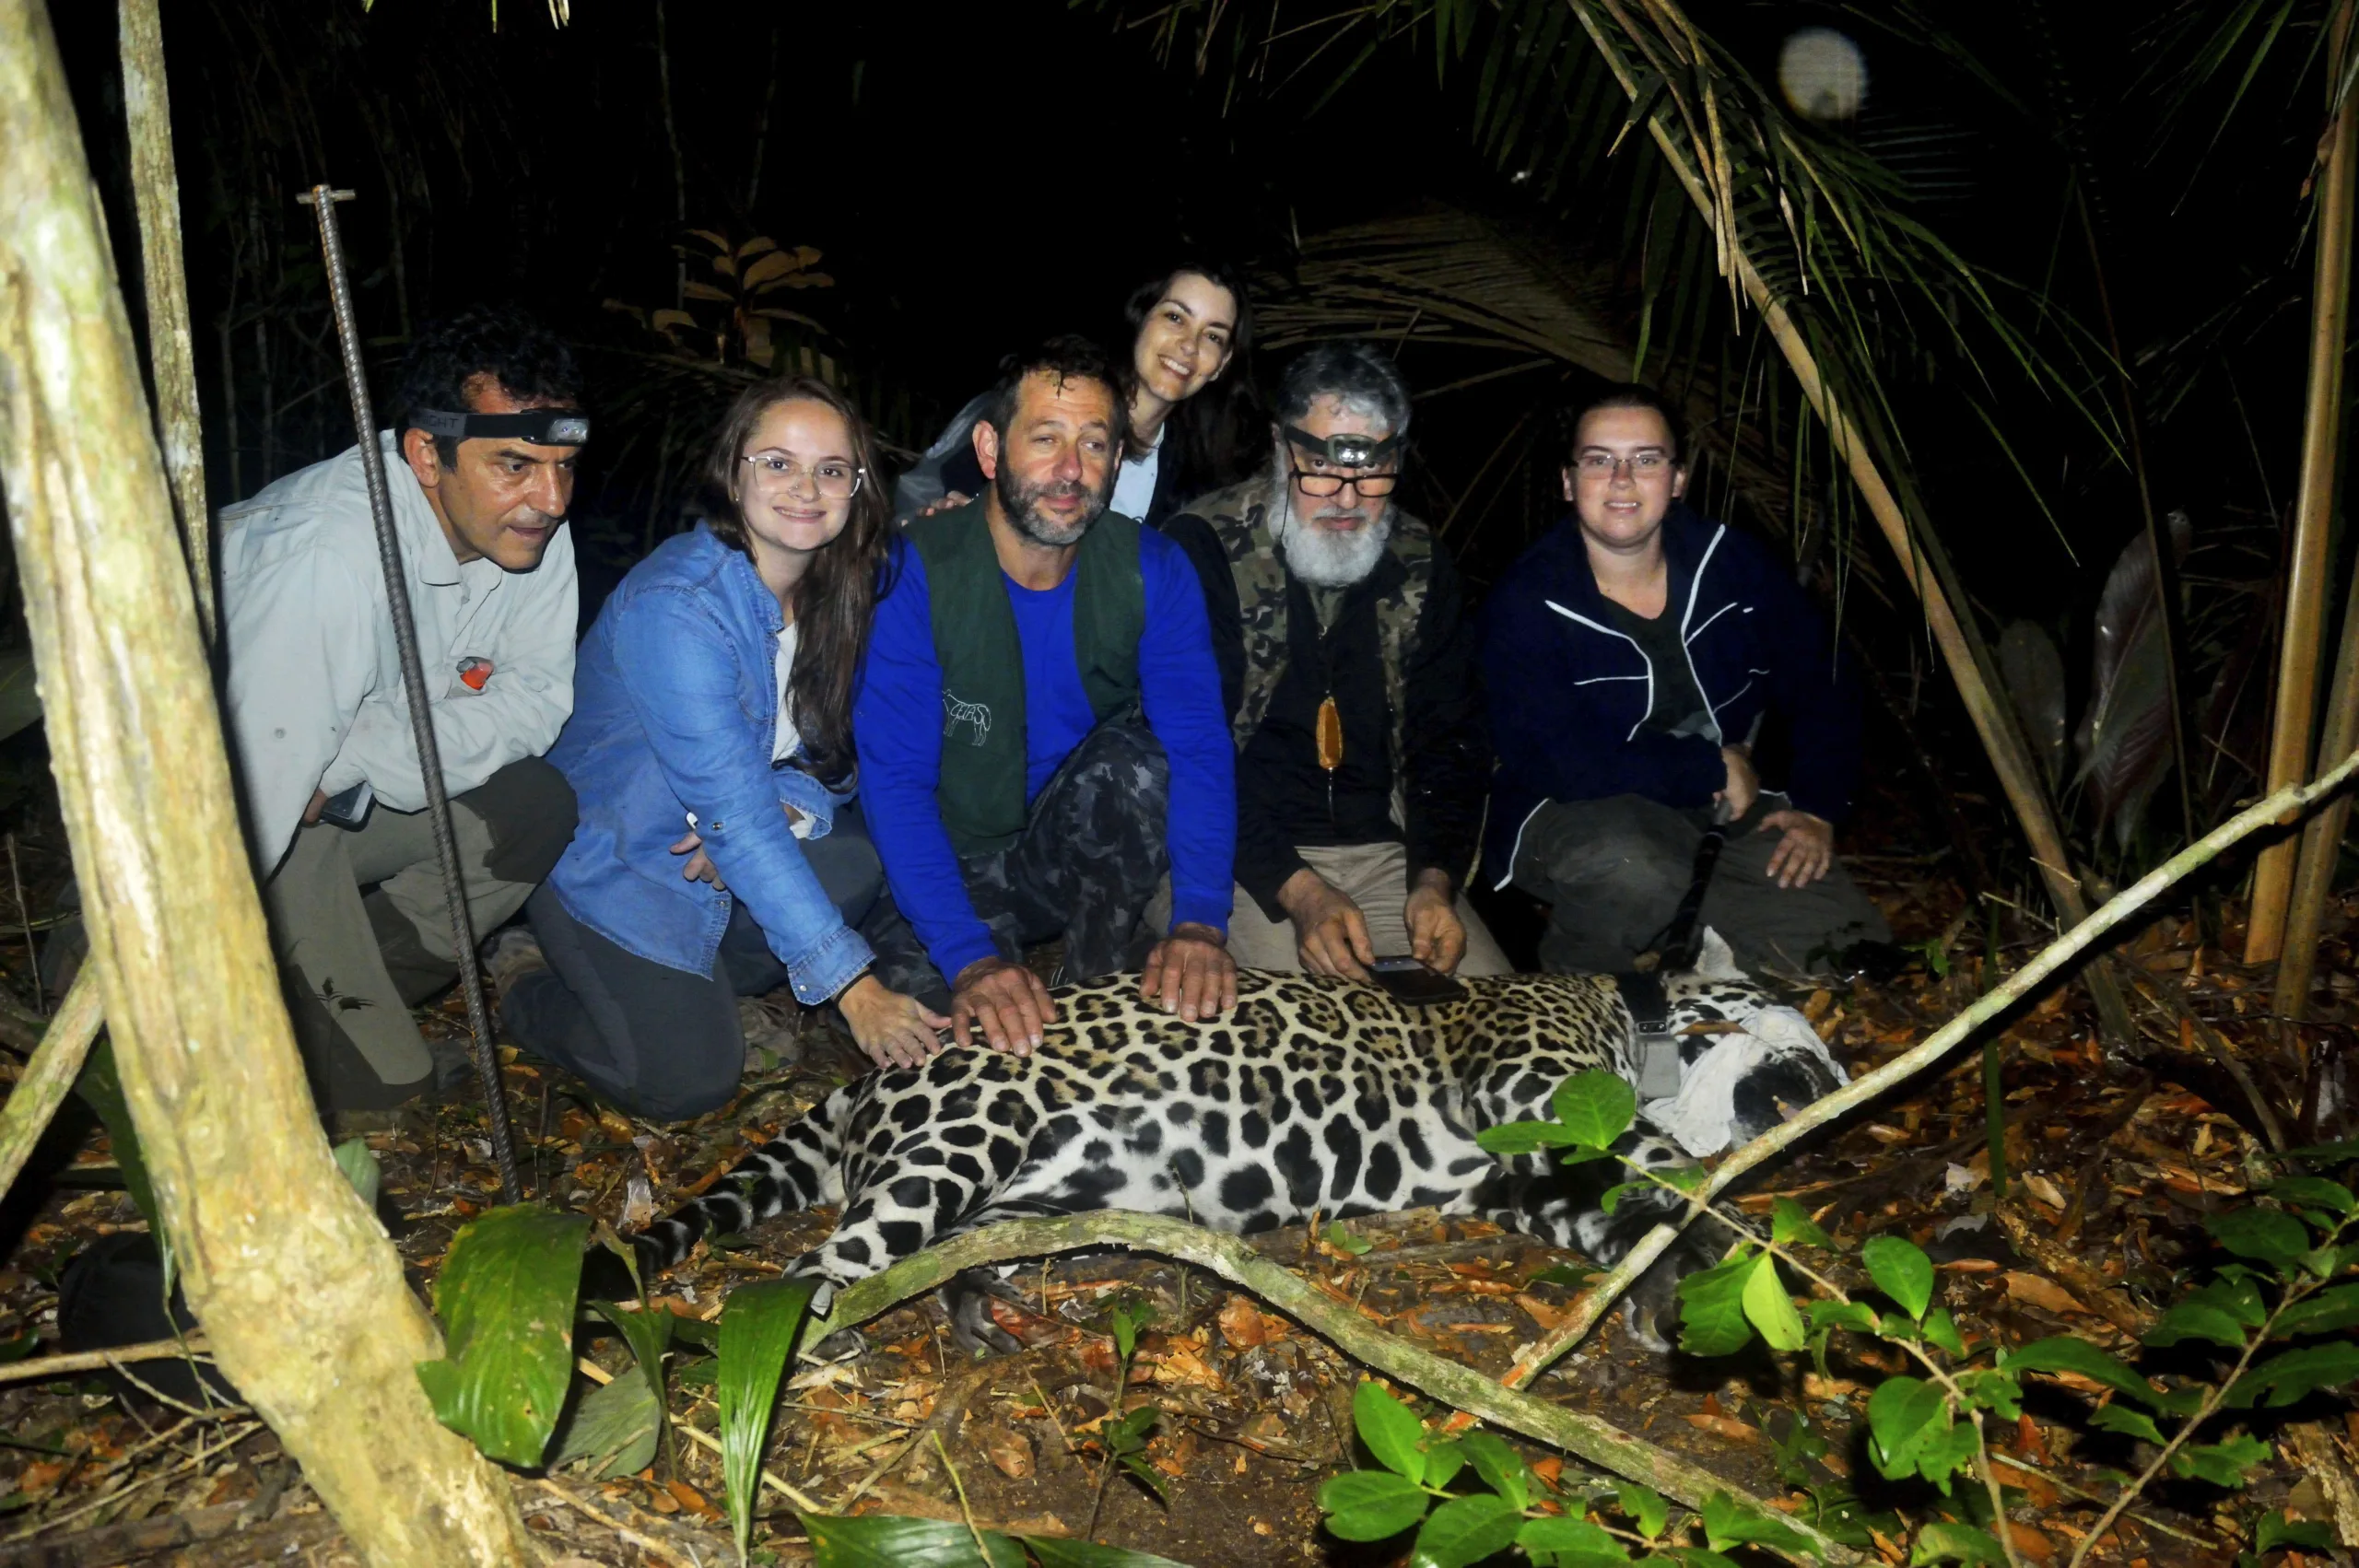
[{"x1": 217, "y1": 433, "x2": 577, "y2": 869}]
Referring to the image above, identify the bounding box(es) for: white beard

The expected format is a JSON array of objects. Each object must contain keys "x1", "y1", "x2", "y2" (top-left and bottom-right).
[{"x1": 1273, "y1": 475, "x2": 1391, "y2": 587}]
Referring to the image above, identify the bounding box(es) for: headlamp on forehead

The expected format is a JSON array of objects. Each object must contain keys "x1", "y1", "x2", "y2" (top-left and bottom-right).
[
  {"x1": 1284, "y1": 424, "x2": 1400, "y2": 468},
  {"x1": 412, "y1": 408, "x2": 592, "y2": 448}
]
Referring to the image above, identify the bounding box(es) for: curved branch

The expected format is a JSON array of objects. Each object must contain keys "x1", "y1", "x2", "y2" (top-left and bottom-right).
[{"x1": 0, "y1": 966, "x2": 101, "y2": 1199}]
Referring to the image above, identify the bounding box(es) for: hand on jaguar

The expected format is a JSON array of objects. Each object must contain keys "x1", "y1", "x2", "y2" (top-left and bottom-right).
[
  {"x1": 837, "y1": 974, "x2": 951, "y2": 1071},
  {"x1": 1280, "y1": 869, "x2": 1375, "y2": 980},
  {"x1": 950, "y1": 955, "x2": 1057, "y2": 1056},
  {"x1": 1402, "y1": 870, "x2": 1467, "y2": 975},
  {"x1": 1760, "y1": 808, "x2": 1835, "y2": 888},
  {"x1": 1141, "y1": 921, "x2": 1237, "y2": 1022}
]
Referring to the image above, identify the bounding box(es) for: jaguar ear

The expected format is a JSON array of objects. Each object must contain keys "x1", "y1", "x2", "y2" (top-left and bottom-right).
[{"x1": 1693, "y1": 928, "x2": 1743, "y2": 980}]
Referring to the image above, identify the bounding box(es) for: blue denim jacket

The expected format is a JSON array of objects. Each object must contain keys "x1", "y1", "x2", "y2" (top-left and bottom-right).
[{"x1": 546, "y1": 525, "x2": 873, "y2": 1001}]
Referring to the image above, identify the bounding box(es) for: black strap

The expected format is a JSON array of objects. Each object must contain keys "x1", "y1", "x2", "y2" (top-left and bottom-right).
[
  {"x1": 1614, "y1": 969, "x2": 1671, "y2": 1034},
  {"x1": 1642, "y1": 823, "x2": 1728, "y2": 972}
]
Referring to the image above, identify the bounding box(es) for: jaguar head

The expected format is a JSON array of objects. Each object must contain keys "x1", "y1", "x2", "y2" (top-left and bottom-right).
[{"x1": 1647, "y1": 930, "x2": 1849, "y2": 1156}]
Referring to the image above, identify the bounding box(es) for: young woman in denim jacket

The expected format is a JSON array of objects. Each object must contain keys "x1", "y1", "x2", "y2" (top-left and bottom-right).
[{"x1": 501, "y1": 378, "x2": 945, "y2": 1119}]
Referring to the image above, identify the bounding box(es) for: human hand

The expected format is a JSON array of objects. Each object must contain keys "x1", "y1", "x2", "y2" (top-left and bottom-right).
[
  {"x1": 837, "y1": 974, "x2": 952, "y2": 1071},
  {"x1": 1717, "y1": 745, "x2": 1760, "y2": 822},
  {"x1": 949, "y1": 954, "x2": 1057, "y2": 1056},
  {"x1": 1140, "y1": 921, "x2": 1237, "y2": 1021},
  {"x1": 1279, "y1": 868, "x2": 1375, "y2": 980},
  {"x1": 303, "y1": 788, "x2": 329, "y2": 826},
  {"x1": 1759, "y1": 809, "x2": 1836, "y2": 888},
  {"x1": 1402, "y1": 870, "x2": 1467, "y2": 975},
  {"x1": 914, "y1": 490, "x2": 972, "y2": 520},
  {"x1": 669, "y1": 828, "x2": 724, "y2": 890}
]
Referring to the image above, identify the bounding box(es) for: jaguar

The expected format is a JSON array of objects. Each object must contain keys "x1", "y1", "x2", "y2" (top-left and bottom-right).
[{"x1": 619, "y1": 933, "x2": 1847, "y2": 1349}]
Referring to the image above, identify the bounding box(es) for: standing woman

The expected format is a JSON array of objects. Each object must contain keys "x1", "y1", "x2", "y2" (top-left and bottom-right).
[
  {"x1": 500, "y1": 378, "x2": 945, "y2": 1120},
  {"x1": 893, "y1": 262, "x2": 1257, "y2": 526}
]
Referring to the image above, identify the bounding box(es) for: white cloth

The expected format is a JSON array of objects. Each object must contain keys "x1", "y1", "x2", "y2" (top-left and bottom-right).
[
  {"x1": 217, "y1": 432, "x2": 578, "y2": 870},
  {"x1": 771, "y1": 621, "x2": 804, "y2": 764},
  {"x1": 1109, "y1": 433, "x2": 1162, "y2": 521},
  {"x1": 1641, "y1": 1004, "x2": 1848, "y2": 1157}
]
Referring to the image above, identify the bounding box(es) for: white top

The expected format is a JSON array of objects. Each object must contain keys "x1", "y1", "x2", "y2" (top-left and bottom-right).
[
  {"x1": 1109, "y1": 431, "x2": 1163, "y2": 521},
  {"x1": 772, "y1": 621, "x2": 804, "y2": 764},
  {"x1": 217, "y1": 432, "x2": 578, "y2": 869}
]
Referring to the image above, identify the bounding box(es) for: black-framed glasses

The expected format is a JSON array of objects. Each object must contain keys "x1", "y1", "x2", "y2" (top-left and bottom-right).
[
  {"x1": 741, "y1": 452, "x2": 866, "y2": 498},
  {"x1": 1290, "y1": 463, "x2": 1400, "y2": 498}
]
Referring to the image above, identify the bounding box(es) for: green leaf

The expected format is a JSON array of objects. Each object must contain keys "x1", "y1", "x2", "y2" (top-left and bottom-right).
[
  {"x1": 1861, "y1": 1235, "x2": 1934, "y2": 1320},
  {"x1": 1409, "y1": 1492, "x2": 1524, "y2": 1568},
  {"x1": 718, "y1": 1279, "x2": 817, "y2": 1557},
  {"x1": 1475, "y1": 1120, "x2": 1590, "y2": 1156},
  {"x1": 2004, "y1": 1337, "x2": 2164, "y2": 1407},
  {"x1": 1109, "y1": 1299, "x2": 1156, "y2": 1359},
  {"x1": 1553, "y1": 1071, "x2": 1637, "y2": 1149},
  {"x1": 547, "y1": 1371, "x2": 661, "y2": 1478},
  {"x1": 1909, "y1": 1521, "x2": 2008, "y2": 1566},
  {"x1": 2146, "y1": 1279, "x2": 2265, "y2": 1349},
  {"x1": 1921, "y1": 1308, "x2": 1967, "y2": 1358},
  {"x1": 332, "y1": 1138, "x2": 381, "y2": 1211},
  {"x1": 1024, "y1": 1539, "x2": 1194, "y2": 1568},
  {"x1": 1741, "y1": 1254, "x2": 1807, "y2": 1352},
  {"x1": 1615, "y1": 1482, "x2": 1670, "y2": 1540},
  {"x1": 2276, "y1": 1282, "x2": 2359, "y2": 1337},
  {"x1": 2255, "y1": 1511, "x2": 2335, "y2": 1556},
  {"x1": 1956, "y1": 1368, "x2": 2023, "y2": 1422},
  {"x1": 2268, "y1": 1177, "x2": 2356, "y2": 1215},
  {"x1": 1528, "y1": 1264, "x2": 1596, "y2": 1290},
  {"x1": 2286, "y1": 1140, "x2": 2359, "y2": 1164},
  {"x1": 74, "y1": 1042, "x2": 158, "y2": 1232},
  {"x1": 1115, "y1": 1450, "x2": 1169, "y2": 1504},
  {"x1": 1865, "y1": 1376, "x2": 1947, "y2": 1480},
  {"x1": 413, "y1": 1203, "x2": 590, "y2": 1467},
  {"x1": 2207, "y1": 1209, "x2": 2313, "y2": 1269},
  {"x1": 2227, "y1": 1340, "x2": 2359, "y2": 1409},
  {"x1": 1662, "y1": 1550, "x2": 1742, "y2": 1568},
  {"x1": 2168, "y1": 1433, "x2": 2271, "y2": 1487},
  {"x1": 1772, "y1": 1198, "x2": 1835, "y2": 1249},
  {"x1": 1457, "y1": 1430, "x2": 1527, "y2": 1510},
  {"x1": 1422, "y1": 1437, "x2": 1466, "y2": 1492},
  {"x1": 799, "y1": 1513, "x2": 1026, "y2": 1567},
  {"x1": 1676, "y1": 1253, "x2": 1756, "y2": 1356},
  {"x1": 2088, "y1": 1403, "x2": 2167, "y2": 1445},
  {"x1": 1353, "y1": 1381, "x2": 1426, "y2": 1483},
  {"x1": 1915, "y1": 1419, "x2": 1981, "y2": 1494},
  {"x1": 1322, "y1": 1221, "x2": 1375, "y2": 1257},
  {"x1": 593, "y1": 1300, "x2": 675, "y2": 1437},
  {"x1": 1517, "y1": 1515, "x2": 1632, "y2": 1566},
  {"x1": 1697, "y1": 1490, "x2": 1813, "y2": 1556},
  {"x1": 1807, "y1": 1299, "x2": 1878, "y2": 1335},
  {"x1": 1318, "y1": 1469, "x2": 1431, "y2": 1541},
  {"x1": 1600, "y1": 1181, "x2": 1644, "y2": 1217}
]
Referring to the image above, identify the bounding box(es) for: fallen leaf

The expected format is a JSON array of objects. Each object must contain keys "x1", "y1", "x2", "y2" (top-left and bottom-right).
[
  {"x1": 1516, "y1": 1293, "x2": 1569, "y2": 1331},
  {"x1": 1989, "y1": 1458, "x2": 2060, "y2": 1509},
  {"x1": 2003, "y1": 1271, "x2": 2085, "y2": 1316},
  {"x1": 1218, "y1": 1295, "x2": 1280, "y2": 1349},
  {"x1": 2022, "y1": 1173, "x2": 2068, "y2": 1210},
  {"x1": 1531, "y1": 1457, "x2": 1564, "y2": 1489},
  {"x1": 1684, "y1": 1412, "x2": 1761, "y2": 1443},
  {"x1": 981, "y1": 1424, "x2": 1034, "y2": 1480},
  {"x1": 2006, "y1": 1521, "x2": 2056, "y2": 1562}
]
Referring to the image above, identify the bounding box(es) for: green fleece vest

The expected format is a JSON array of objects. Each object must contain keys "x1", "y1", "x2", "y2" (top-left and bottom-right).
[{"x1": 904, "y1": 500, "x2": 1145, "y2": 854}]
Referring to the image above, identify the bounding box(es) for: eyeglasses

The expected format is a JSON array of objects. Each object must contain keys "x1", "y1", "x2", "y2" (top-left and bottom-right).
[
  {"x1": 1289, "y1": 463, "x2": 1400, "y2": 498},
  {"x1": 741, "y1": 452, "x2": 865, "y2": 498},
  {"x1": 1573, "y1": 451, "x2": 1674, "y2": 478}
]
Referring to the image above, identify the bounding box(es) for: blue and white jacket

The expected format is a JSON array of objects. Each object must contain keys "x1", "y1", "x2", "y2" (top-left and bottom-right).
[{"x1": 1477, "y1": 503, "x2": 1861, "y2": 888}]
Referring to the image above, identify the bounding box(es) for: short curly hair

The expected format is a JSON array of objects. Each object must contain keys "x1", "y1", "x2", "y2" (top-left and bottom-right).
[{"x1": 389, "y1": 305, "x2": 581, "y2": 463}]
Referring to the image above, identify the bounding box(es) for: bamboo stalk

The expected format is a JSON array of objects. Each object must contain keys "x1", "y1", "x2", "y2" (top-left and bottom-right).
[
  {"x1": 0, "y1": 6, "x2": 533, "y2": 1562},
  {"x1": 115, "y1": 0, "x2": 211, "y2": 642},
  {"x1": 1569, "y1": 0, "x2": 2134, "y2": 1044},
  {"x1": 2248, "y1": 0, "x2": 2358, "y2": 965},
  {"x1": 2277, "y1": 545, "x2": 2359, "y2": 1026},
  {"x1": 0, "y1": 967, "x2": 101, "y2": 1200}
]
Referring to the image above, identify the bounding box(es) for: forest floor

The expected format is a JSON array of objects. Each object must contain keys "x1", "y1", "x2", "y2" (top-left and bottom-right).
[{"x1": 0, "y1": 778, "x2": 2348, "y2": 1567}]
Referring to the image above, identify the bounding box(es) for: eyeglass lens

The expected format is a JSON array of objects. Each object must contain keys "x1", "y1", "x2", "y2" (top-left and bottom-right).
[{"x1": 743, "y1": 453, "x2": 863, "y2": 498}]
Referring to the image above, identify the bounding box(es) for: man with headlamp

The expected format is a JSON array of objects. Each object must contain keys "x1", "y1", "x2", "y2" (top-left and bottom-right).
[
  {"x1": 218, "y1": 304, "x2": 585, "y2": 1112},
  {"x1": 1162, "y1": 341, "x2": 1507, "y2": 980}
]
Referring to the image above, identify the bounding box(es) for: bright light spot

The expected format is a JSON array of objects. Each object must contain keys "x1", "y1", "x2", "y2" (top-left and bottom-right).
[{"x1": 1778, "y1": 28, "x2": 1867, "y2": 122}]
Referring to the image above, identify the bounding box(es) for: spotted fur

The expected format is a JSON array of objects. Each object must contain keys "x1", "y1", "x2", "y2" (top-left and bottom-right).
[{"x1": 626, "y1": 948, "x2": 1842, "y2": 1348}]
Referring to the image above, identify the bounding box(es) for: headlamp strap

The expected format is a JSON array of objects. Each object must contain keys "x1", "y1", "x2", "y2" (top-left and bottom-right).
[
  {"x1": 1284, "y1": 423, "x2": 1399, "y2": 468},
  {"x1": 412, "y1": 407, "x2": 591, "y2": 447}
]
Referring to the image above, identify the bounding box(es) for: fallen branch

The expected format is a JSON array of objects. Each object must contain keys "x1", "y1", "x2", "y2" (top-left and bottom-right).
[
  {"x1": 0, "y1": 1333, "x2": 210, "y2": 1387},
  {"x1": 1990, "y1": 1203, "x2": 2155, "y2": 1339},
  {"x1": 0, "y1": 968, "x2": 100, "y2": 1199},
  {"x1": 798, "y1": 1211, "x2": 1857, "y2": 1565},
  {"x1": 1506, "y1": 743, "x2": 2359, "y2": 1386}
]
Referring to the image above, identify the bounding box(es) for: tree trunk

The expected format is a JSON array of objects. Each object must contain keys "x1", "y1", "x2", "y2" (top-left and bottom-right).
[{"x1": 0, "y1": 6, "x2": 531, "y2": 1563}]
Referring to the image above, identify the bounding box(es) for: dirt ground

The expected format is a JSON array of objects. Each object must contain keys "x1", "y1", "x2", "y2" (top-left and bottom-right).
[{"x1": 0, "y1": 772, "x2": 2350, "y2": 1567}]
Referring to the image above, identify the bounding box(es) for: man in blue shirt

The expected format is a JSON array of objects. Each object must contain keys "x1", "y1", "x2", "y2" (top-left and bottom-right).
[{"x1": 856, "y1": 336, "x2": 1238, "y2": 1052}]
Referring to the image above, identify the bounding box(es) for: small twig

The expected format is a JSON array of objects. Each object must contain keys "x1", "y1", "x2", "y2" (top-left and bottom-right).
[
  {"x1": 0, "y1": 969, "x2": 104, "y2": 1199},
  {"x1": 533, "y1": 1478, "x2": 698, "y2": 1568},
  {"x1": 6, "y1": 834, "x2": 41, "y2": 1017},
  {"x1": 0, "y1": 1334, "x2": 210, "y2": 1387},
  {"x1": 933, "y1": 1430, "x2": 991, "y2": 1561},
  {"x1": 6, "y1": 1420, "x2": 258, "y2": 1541}
]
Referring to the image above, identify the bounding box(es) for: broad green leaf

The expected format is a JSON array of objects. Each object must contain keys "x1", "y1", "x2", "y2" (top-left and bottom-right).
[
  {"x1": 1864, "y1": 1376, "x2": 1946, "y2": 1480},
  {"x1": 1807, "y1": 1299, "x2": 1877, "y2": 1334},
  {"x1": 1861, "y1": 1235, "x2": 1934, "y2": 1320},
  {"x1": 2226, "y1": 1340, "x2": 2359, "y2": 1409},
  {"x1": 1696, "y1": 1490, "x2": 1813, "y2": 1556},
  {"x1": 1115, "y1": 1449, "x2": 1169, "y2": 1504},
  {"x1": 1410, "y1": 1492, "x2": 1524, "y2": 1568},
  {"x1": 1109, "y1": 1299, "x2": 1156, "y2": 1359},
  {"x1": 1518, "y1": 1515, "x2": 1631, "y2": 1566},
  {"x1": 1956, "y1": 1368, "x2": 2023, "y2": 1422},
  {"x1": 2286, "y1": 1139, "x2": 2359, "y2": 1164},
  {"x1": 413, "y1": 1203, "x2": 589, "y2": 1467},
  {"x1": 1600, "y1": 1181, "x2": 1644, "y2": 1216},
  {"x1": 799, "y1": 1513, "x2": 1026, "y2": 1567},
  {"x1": 1322, "y1": 1221, "x2": 1375, "y2": 1257},
  {"x1": 1658, "y1": 1162, "x2": 1708, "y2": 1193},
  {"x1": 719, "y1": 1278, "x2": 817, "y2": 1558},
  {"x1": 1353, "y1": 1381, "x2": 1426, "y2": 1483},
  {"x1": 2268, "y1": 1177, "x2": 2356, "y2": 1215},
  {"x1": 1458, "y1": 1430, "x2": 1527, "y2": 1510},
  {"x1": 1921, "y1": 1308, "x2": 1967, "y2": 1358},
  {"x1": 1476, "y1": 1120, "x2": 1589, "y2": 1156},
  {"x1": 1615, "y1": 1482, "x2": 1670, "y2": 1540},
  {"x1": 1422, "y1": 1437, "x2": 1466, "y2": 1491},
  {"x1": 2004, "y1": 1336, "x2": 2163, "y2": 1407},
  {"x1": 2279, "y1": 1283, "x2": 2359, "y2": 1337},
  {"x1": 1676, "y1": 1253, "x2": 1755, "y2": 1356},
  {"x1": 1741, "y1": 1254, "x2": 1807, "y2": 1352},
  {"x1": 1318, "y1": 1469, "x2": 1430, "y2": 1540},
  {"x1": 2207, "y1": 1209, "x2": 2312, "y2": 1269},
  {"x1": 1876, "y1": 1313, "x2": 1920, "y2": 1341},
  {"x1": 1661, "y1": 1550, "x2": 1742, "y2": 1568},
  {"x1": 2088, "y1": 1403, "x2": 2166, "y2": 1445},
  {"x1": 2255, "y1": 1511, "x2": 2335, "y2": 1555},
  {"x1": 1553, "y1": 1071, "x2": 1637, "y2": 1149},
  {"x1": 1528, "y1": 1264, "x2": 1596, "y2": 1289},
  {"x1": 1915, "y1": 1419, "x2": 1981, "y2": 1494},
  {"x1": 75, "y1": 1042, "x2": 158, "y2": 1231},
  {"x1": 1025, "y1": 1539, "x2": 1194, "y2": 1568},
  {"x1": 593, "y1": 1300, "x2": 675, "y2": 1466},
  {"x1": 2146, "y1": 1278, "x2": 2266, "y2": 1348},
  {"x1": 1909, "y1": 1521, "x2": 2008, "y2": 1566},
  {"x1": 2168, "y1": 1433, "x2": 2271, "y2": 1487},
  {"x1": 547, "y1": 1371, "x2": 660, "y2": 1478},
  {"x1": 333, "y1": 1138, "x2": 381, "y2": 1211},
  {"x1": 1772, "y1": 1198, "x2": 1835, "y2": 1249},
  {"x1": 0, "y1": 653, "x2": 42, "y2": 744}
]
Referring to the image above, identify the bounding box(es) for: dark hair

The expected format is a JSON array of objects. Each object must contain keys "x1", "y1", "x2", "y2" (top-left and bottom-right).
[
  {"x1": 979, "y1": 334, "x2": 1132, "y2": 454},
  {"x1": 1121, "y1": 263, "x2": 1265, "y2": 507},
  {"x1": 699, "y1": 377, "x2": 892, "y2": 786},
  {"x1": 1567, "y1": 383, "x2": 1685, "y2": 462},
  {"x1": 1274, "y1": 341, "x2": 1414, "y2": 439},
  {"x1": 390, "y1": 304, "x2": 582, "y2": 466}
]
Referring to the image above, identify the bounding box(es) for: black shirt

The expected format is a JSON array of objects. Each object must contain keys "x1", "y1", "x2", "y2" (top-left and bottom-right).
[{"x1": 1600, "y1": 597, "x2": 1714, "y2": 740}]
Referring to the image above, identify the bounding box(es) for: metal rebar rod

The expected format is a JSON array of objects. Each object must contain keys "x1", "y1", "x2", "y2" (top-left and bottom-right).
[{"x1": 298, "y1": 185, "x2": 522, "y2": 1205}]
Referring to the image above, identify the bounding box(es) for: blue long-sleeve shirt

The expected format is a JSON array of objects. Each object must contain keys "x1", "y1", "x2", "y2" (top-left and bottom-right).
[{"x1": 854, "y1": 531, "x2": 1236, "y2": 984}]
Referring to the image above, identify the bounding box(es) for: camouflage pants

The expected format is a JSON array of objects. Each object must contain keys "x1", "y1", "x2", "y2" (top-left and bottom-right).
[{"x1": 868, "y1": 720, "x2": 1170, "y2": 1003}]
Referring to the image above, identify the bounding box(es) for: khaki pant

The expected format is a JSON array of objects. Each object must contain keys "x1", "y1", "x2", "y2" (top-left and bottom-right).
[
  {"x1": 263, "y1": 758, "x2": 573, "y2": 1107},
  {"x1": 1191, "y1": 841, "x2": 1511, "y2": 977}
]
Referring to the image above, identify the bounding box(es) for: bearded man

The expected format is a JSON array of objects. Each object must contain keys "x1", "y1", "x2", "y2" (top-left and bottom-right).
[
  {"x1": 855, "y1": 335, "x2": 1238, "y2": 1054},
  {"x1": 1161, "y1": 342, "x2": 1507, "y2": 979}
]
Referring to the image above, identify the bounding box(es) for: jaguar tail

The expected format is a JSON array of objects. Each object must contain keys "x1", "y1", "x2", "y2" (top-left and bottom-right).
[{"x1": 625, "y1": 1086, "x2": 851, "y2": 1276}]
